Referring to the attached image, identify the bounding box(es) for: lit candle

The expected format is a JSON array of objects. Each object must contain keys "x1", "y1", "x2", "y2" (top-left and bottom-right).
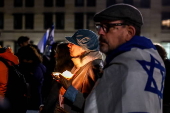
[{"x1": 62, "y1": 70, "x2": 73, "y2": 79}]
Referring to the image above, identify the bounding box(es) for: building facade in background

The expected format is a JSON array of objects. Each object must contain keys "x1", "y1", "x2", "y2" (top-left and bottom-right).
[{"x1": 0, "y1": 0, "x2": 170, "y2": 55}]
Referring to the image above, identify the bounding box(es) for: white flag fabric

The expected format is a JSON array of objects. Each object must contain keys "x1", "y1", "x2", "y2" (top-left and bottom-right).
[
  {"x1": 38, "y1": 29, "x2": 49, "y2": 54},
  {"x1": 44, "y1": 25, "x2": 55, "y2": 56},
  {"x1": 38, "y1": 25, "x2": 54, "y2": 55},
  {"x1": 84, "y1": 36, "x2": 165, "y2": 113},
  {"x1": 46, "y1": 25, "x2": 54, "y2": 46}
]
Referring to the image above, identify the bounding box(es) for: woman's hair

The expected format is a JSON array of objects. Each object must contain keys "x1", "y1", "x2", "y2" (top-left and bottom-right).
[
  {"x1": 154, "y1": 43, "x2": 167, "y2": 60},
  {"x1": 54, "y1": 43, "x2": 74, "y2": 73},
  {"x1": 18, "y1": 45, "x2": 43, "y2": 63}
]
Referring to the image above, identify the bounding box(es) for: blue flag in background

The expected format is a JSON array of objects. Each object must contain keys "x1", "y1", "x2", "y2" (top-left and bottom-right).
[
  {"x1": 38, "y1": 29, "x2": 49, "y2": 54},
  {"x1": 38, "y1": 25, "x2": 54, "y2": 55},
  {"x1": 46, "y1": 25, "x2": 54, "y2": 46}
]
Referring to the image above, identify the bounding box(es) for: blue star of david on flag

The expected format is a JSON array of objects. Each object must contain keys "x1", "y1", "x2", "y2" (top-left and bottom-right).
[{"x1": 137, "y1": 54, "x2": 165, "y2": 108}]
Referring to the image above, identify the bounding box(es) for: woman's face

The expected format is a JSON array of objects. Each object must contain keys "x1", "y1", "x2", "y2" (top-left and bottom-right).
[{"x1": 67, "y1": 43, "x2": 86, "y2": 58}]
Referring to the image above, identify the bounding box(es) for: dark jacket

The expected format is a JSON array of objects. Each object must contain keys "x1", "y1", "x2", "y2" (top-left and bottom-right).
[
  {"x1": 27, "y1": 63, "x2": 46, "y2": 110},
  {"x1": 0, "y1": 47, "x2": 27, "y2": 113},
  {"x1": 163, "y1": 59, "x2": 170, "y2": 104}
]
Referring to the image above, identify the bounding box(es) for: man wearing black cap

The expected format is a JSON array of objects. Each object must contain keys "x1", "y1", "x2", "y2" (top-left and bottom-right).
[{"x1": 84, "y1": 3, "x2": 165, "y2": 113}]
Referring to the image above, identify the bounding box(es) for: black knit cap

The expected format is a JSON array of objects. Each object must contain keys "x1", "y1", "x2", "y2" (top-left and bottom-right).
[{"x1": 93, "y1": 3, "x2": 143, "y2": 27}]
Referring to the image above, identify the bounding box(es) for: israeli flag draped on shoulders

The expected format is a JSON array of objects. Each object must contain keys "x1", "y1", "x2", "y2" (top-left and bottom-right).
[{"x1": 84, "y1": 36, "x2": 165, "y2": 113}]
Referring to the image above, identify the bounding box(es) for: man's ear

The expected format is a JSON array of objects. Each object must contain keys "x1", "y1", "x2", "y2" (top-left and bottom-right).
[{"x1": 126, "y1": 25, "x2": 136, "y2": 41}]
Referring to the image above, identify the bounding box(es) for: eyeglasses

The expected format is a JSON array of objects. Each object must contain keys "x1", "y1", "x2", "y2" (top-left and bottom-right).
[{"x1": 95, "y1": 23, "x2": 127, "y2": 33}]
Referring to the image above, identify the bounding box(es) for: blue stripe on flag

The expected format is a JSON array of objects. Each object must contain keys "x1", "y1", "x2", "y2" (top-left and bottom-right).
[
  {"x1": 38, "y1": 29, "x2": 49, "y2": 53},
  {"x1": 43, "y1": 25, "x2": 55, "y2": 55}
]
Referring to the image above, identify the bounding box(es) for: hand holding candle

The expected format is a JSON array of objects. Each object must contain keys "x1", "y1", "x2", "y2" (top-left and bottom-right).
[
  {"x1": 58, "y1": 74, "x2": 73, "y2": 90},
  {"x1": 52, "y1": 72, "x2": 61, "y2": 80},
  {"x1": 52, "y1": 70, "x2": 74, "y2": 89},
  {"x1": 52, "y1": 70, "x2": 73, "y2": 79}
]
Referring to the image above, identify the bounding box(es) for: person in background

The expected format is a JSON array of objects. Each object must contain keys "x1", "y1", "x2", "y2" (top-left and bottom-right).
[
  {"x1": 41, "y1": 41, "x2": 61, "y2": 102},
  {"x1": 154, "y1": 43, "x2": 170, "y2": 113},
  {"x1": 54, "y1": 29, "x2": 104, "y2": 113},
  {"x1": 17, "y1": 45, "x2": 46, "y2": 113},
  {"x1": 16, "y1": 36, "x2": 41, "y2": 55},
  {"x1": 0, "y1": 46, "x2": 27, "y2": 113},
  {"x1": 17, "y1": 36, "x2": 30, "y2": 47},
  {"x1": 54, "y1": 43, "x2": 74, "y2": 73},
  {"x1": 40, "y1": 43, "x2": 74, "y2": 113}
]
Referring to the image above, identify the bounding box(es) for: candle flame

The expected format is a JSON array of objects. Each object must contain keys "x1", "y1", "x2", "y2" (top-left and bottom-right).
[{"x1": 62, "y1": 70, "x2": 73, "y2": 79}]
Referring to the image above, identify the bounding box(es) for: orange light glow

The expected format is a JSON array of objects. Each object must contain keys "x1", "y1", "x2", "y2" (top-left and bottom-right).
[{"x1": 62, "y1": 70, "x2": 73, "y2": 79}]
